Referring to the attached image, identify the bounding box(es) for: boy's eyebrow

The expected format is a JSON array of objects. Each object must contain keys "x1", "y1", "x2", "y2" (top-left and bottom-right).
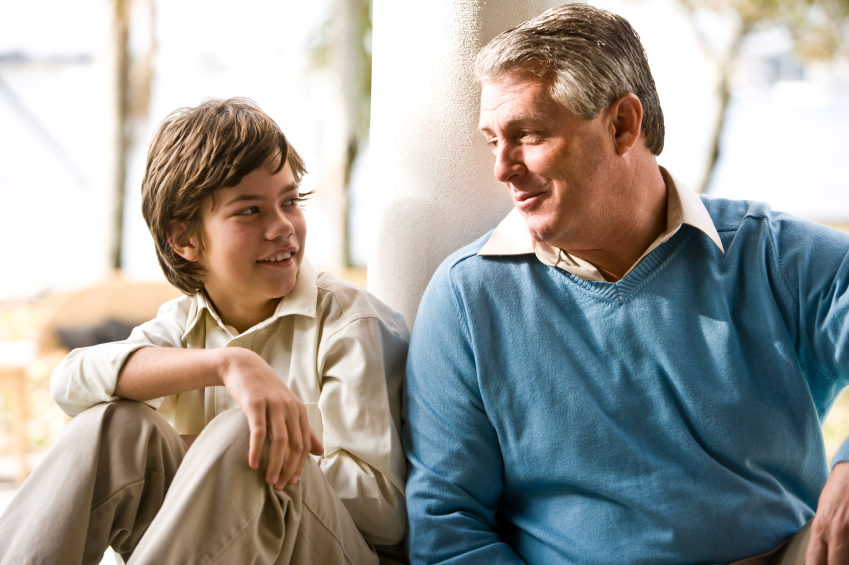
[{"x1": 223, "y1": 183, "x2": 300, "y2": 207}]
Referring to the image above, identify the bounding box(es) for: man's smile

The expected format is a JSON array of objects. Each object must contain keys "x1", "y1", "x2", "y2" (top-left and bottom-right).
[{"x1": 511, "y1": 182, "x2": 551, "y2": 212}]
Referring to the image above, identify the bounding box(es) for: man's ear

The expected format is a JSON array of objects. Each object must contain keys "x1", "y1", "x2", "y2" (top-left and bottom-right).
[
  {"x1": 167, "y1": 220, "x2": 200, "y2": 262},
  {"x1": 609, "y1": 93, "x2": 643, "y2": 156}
]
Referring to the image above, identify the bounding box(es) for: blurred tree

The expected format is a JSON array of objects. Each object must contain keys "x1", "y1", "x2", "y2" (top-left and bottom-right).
[
  {"x1": 679, "y1": 0, "x2": 849, "y2": 193},
  {"x1": 109, "y1": 0, "x2": 156, "y2": 271},
  {"x1": 310, "y1": 0, "x2": 372, "y2": 268}
]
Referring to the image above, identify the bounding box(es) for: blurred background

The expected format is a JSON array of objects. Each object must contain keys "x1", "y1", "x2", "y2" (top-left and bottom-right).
[{"x1": 0, "y1": 0, "x2": 848, "y2": 532}]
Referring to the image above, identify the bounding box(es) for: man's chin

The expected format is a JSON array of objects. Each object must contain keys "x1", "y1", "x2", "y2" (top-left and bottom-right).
[{"x1": 523, "y1": 216, "x2": 562, "y2": 246}]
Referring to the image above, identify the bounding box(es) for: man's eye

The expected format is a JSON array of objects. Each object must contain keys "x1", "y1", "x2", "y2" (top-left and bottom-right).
[{"x1": 236, "y1": 206, "x2": 259, "y2": 216}]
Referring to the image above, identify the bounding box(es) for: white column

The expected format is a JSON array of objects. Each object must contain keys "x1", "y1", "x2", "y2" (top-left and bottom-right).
[{"x1": 368, "y1": 0, "x2": 568, "y2": 328}]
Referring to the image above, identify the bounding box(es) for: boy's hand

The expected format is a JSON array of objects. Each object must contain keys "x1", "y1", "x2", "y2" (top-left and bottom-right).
[{"x1": 218, "y1": 348, "x2": 324, "y2": 488}]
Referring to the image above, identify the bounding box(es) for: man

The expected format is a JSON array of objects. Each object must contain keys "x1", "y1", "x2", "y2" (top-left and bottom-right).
[{"x1": 403, "y1": 5, "x2": 849, "y2": 564}]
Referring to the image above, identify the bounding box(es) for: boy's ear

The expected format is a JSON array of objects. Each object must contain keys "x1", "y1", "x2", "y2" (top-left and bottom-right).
[{"x1": 167, "y1": 220, "x2": 200, "y2": 262}]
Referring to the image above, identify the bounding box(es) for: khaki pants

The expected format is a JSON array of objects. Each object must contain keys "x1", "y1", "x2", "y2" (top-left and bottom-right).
[
  {"x1": 730, "y1": 520, "x2": 812, "y2": 565},
  {"x1": 0, "y1": 400, "x2": 378, "y2": 565}
]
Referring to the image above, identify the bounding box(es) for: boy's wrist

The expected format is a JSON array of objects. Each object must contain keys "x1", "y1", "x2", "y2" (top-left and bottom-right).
[{"x1": 215, "y1": 346, "x2": 253, "y2": 387}]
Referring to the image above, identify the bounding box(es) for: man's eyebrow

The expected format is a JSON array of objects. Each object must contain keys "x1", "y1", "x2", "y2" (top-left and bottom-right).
[
  {"x1": 478, "y1": 112, "x2": 545, "y2": 133},
  {"x1": 222, "y1": 183, "x2": 300, "y2": 207}
]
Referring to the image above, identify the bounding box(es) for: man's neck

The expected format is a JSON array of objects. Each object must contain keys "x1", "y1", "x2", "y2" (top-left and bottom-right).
[{"x1": 565, "y1": 163, "x2": 668, "y2": 282}]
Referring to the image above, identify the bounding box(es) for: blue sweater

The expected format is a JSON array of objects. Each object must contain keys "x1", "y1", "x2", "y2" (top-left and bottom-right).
[{"x1": 403, "y1": 198, "x2": 849, "y2": 565}]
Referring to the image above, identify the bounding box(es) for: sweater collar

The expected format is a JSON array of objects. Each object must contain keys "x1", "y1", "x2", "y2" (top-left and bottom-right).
[{"x1": 477, "y1": 167, "x2": 724, "y2": 281}]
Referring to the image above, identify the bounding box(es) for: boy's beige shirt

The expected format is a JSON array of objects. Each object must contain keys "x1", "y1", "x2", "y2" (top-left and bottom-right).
[{"x1": 50, "y1": 257, "x2": 410, "y2": 546}]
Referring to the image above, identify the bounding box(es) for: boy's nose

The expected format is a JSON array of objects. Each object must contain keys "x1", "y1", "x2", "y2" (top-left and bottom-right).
[{"x1": 266, "y1": 212, "x2": 295, "y2": 239}]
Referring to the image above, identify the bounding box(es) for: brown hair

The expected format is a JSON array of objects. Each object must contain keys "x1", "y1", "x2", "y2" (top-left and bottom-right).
[
  {"x1": 475, "y1": 4, "x2": 665, "y2": 155},
  {"x1": 141, "y1": 97, "x2": 307, "y2": 295}
]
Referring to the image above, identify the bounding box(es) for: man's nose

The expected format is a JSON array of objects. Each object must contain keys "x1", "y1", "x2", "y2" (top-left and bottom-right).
[{"x1": 493, "y1": 143, "x2": 525, "y2": 184}]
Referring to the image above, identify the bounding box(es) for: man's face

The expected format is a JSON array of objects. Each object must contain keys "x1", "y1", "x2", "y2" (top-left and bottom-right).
[
  {"x1": 195, "y1": 158, "x2": 306, "y2": 317},
  {"x1": 479, "y1": 71, "x2": 619, "y2": 254}
]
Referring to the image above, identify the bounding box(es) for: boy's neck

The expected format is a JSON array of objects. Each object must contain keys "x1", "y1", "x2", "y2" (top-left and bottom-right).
[{"x1": 204, "y1": 291, "x2": 280, "y2": 335}]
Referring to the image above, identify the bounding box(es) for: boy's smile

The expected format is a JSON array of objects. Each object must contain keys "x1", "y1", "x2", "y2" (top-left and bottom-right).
[{"x1": 189, "y1": 157, "x2": 306, "y2": 331}]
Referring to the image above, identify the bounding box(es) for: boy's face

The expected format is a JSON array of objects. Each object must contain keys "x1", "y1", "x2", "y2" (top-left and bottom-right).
[{"x1": 191, "y1": 157, "x2": 306, "y2": 321}]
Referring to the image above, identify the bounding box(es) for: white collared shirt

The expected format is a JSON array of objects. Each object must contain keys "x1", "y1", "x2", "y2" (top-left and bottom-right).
[
  {"x1": 50, "y1": 257, "x2": 410, "y2": 545},
  {"x1": 477, "y1": 167, "x2": 725, "y2": 280}
]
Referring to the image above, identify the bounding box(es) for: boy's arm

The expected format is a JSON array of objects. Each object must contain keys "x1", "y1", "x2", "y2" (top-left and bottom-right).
[
  {"x1": 317, "y1": 315, "x2": 409, "y2": 546},
  {"x1": 49, "y1": 303, "x2": 189, "y2": 418},
  {"x1": 116, "y1": 346, "x2": 323, "y2": 487},
  {"x1": 50, "y1": 298, "x2": 322, "y2": 488}
]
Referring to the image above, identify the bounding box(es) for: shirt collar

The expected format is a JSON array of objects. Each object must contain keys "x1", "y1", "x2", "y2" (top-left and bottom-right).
[
  {"x1": 477, "y1": 167, "x2": 724, "y2": 278},
  {"x1": 181, "y1": 256, "x2": 319, "y2": 339}
]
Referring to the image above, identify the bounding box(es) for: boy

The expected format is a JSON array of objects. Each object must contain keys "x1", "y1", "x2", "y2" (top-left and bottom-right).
[{"x1": 0, "y1": 98, "x2": 408, "y2": 565}]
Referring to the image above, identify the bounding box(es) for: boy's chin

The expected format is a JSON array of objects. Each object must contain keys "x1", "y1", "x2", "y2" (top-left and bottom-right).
[{"x1": 265, "y1": 278, "x2": 299, "y2": 300}]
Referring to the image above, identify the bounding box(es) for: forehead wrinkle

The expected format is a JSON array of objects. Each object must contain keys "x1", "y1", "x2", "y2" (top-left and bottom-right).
[{"x1": 479, "y1": 109, "x2": 551, "y2": 134}]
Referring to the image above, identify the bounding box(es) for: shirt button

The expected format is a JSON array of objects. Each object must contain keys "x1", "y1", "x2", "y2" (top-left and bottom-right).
[
  {"x1": 235, "y1": 341, "x2": 241, "y2": 347},
  {"x1": 262, "y1": 329, "x2": 268, "y2": 335}
]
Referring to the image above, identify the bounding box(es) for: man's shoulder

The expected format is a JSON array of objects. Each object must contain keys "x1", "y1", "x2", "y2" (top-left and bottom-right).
[
  {"x1": 433, "y1": 230, "x2": 500, "y2": 282},
  {"x1": 700, "y1": 195, "x2": 776, "y2": 233},
  {"x1": 420, "y1": 229, "x2": 536, "y2": 316},
  {"x1": 701, "y1": 195, "x2": 847, "y2": 245}
]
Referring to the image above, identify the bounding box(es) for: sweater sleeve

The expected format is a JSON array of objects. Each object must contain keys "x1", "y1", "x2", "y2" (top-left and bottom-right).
[
  {"x1": 404, "y1": 260, "x2": 524, "y2": 564},
  {"x1": 768, "y1": 211, "x2": 849, "y2": 464}
]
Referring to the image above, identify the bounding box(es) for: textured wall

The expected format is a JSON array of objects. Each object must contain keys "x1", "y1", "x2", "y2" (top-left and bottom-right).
[{"x1": 368, "y1": 0, "x2": 567, "y2": 328}]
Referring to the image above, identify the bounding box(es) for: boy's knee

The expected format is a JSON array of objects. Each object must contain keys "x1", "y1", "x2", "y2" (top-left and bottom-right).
[
  {"x1": 192, "y1": 408, "x2": 312, "y2": 496},
  {"x1": 69, "y1": 400, "x2": 164, "y2": 438},
  {"x1": 204, "y1": 407, "x2": 252, "y2": 446},
  {"x1": 63, "y1": 400, "x2": 183, "y2": 462},
  {"x1": 190, "y1": 408, "x2": 252, "y2": 464}
]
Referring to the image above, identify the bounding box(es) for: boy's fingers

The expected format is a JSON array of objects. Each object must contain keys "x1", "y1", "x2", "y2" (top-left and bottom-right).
[
  {"x1": 289, "y1": 409, "x2": 313, "y2": 485},
  {"x1": 278, "y1": 406, "x2": 305, "y2": 485},
  {"x1": 806, "y1": 536, "x2": 826, "y2": 565},
  {"x1": 830, "y1": 541, "x2": 849, "y2": 565},
  {"x1": 246, "y1": 409, "x2": 267, "y2": 470},
  {"x1": 266, "y1": 408, "x2": 289, "y2": 485}
]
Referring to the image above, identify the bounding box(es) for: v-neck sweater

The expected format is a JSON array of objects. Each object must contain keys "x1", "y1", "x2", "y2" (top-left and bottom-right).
[{"x1": 404, "y1": 196, "x2": 849, "y2": 564}]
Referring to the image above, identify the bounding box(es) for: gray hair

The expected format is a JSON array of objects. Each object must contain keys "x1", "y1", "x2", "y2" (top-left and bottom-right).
[{"x1": 474, "y1": 4, "x2": 664, "y2": 155}]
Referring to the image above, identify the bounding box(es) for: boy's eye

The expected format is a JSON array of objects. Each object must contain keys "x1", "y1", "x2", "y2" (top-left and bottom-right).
[
  {"x1": 283, "y1": 194, "x2": 308, "y2": 207},
  {"x1": 236, "y1": 206, "x2": 259, "y2": 216}
]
